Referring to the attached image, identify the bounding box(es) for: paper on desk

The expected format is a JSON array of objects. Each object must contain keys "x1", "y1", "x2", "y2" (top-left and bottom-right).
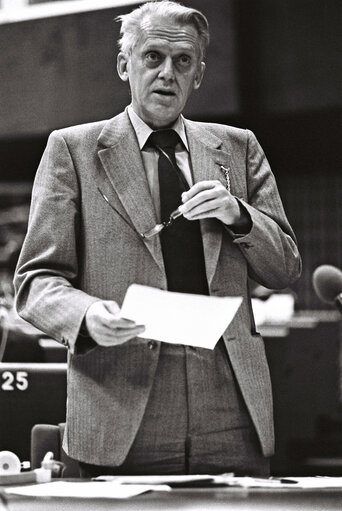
[
  {"x1": 281, "y1": 477, "x2": 342, "y2": 488},
  {"x1": 219, "y1": 476, "x2": 342, "y2": 489},
  {"x1": 120, "y1": 284, "x2": 242, "y2": 349},
  {"x1": 93, "y1": 474, "x2": 215, "y2": 485},
  {"x1": 5, "y1": 481, "x2": 171, "y2": 499}
]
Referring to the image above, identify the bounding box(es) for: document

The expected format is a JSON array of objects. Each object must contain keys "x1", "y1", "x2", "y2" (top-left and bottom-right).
[
  {"x1": 5, "y1": 481, "x2": 170, "y2": 499},
  {"x1": 215, "y1": 476, "x2": 342, "y2": 489},
  {"x1": 93, "y1": 474, "x2": 216, "y2": 485},
  {"x1": 277, "y1": 477, "x2": 342, "y2": 488},
  {"x1": 120, "y1": 284, "x2": 242, "y2": 349}
]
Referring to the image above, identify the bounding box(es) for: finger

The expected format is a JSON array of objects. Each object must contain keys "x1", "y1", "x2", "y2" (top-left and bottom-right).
[
  {"x1": 102, "y1": 303, "x2": 138, "y2": 326},
  {"x1": 181, "y1": 183, "x2": 228, "y2": 215},
  {"x1": 96, "y1": 326, "x2": 145, "y2": 346},
  {"x1": 103, "y1": 300, "x2": 121, "y2": 316},
  {"x1": 183, "y1": 196, "x2": 222, "y2": 217},
  {"x1": 91, "y1": 302, "x2": 121, "y2": 326},
  {"x1": 96, "y1": 336, "x2": 129, "y2": 347},
  {"x1": 180, "y1": 189, "x2": 221, "y2": 215},
  {"x1": 98, "y1": 306, "x2": 136, "y2": 329},
  {"x1": 94, "y1": 320, "x2": 144, "y2": 340},
  {"x1": 99, "y1": 321, "x2": 145, "y2": 337},
  {"x1": 185, "y1": 208, "x2": 220, "y2": 220},
  {"x1": 108, "y1": 316, "x2": 139, "y2": 329},
  {"x1": 114, "y1": 325, "x2": 146, "y2": 337},
  {"x1": 181, "y1": 181, "x2": 220, "y2": 202}
]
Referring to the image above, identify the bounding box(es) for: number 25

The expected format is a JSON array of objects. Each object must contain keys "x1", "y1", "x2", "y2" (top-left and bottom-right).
[{"x1": 1, "y1": 371, "x2": 29, "y2": 391}]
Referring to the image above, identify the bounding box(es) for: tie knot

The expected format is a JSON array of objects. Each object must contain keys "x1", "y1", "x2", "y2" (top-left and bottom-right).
[{"x1": 148, "y1": 129, "x2": 180, "y2": 150}]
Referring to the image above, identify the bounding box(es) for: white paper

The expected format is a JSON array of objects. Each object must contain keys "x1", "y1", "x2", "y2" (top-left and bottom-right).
[
  {"x1": 280, "y1": 477, "x2": 342, "y2": 488},
  {"x1": 215, "y1": 476, "x2": 342, "y2": 489},
  {"x1": 94, "y1": 474, "x2": 215, "y2": 485},
  {"x1": 120, "y1": 284, "x2": 242, "y2": 349},
  {"x1": 5, "y1": 481, "x2": 170, "y2": 499}
]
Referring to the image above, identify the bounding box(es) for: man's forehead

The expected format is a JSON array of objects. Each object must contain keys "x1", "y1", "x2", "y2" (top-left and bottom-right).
[{"x1": 139, "y1": 16, "x2": 200, "y2": 50}]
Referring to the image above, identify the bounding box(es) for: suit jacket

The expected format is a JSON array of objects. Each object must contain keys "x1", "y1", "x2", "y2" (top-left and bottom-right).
[{"x1": 14, "y1": 110, "x2": 301, "y2": 465}]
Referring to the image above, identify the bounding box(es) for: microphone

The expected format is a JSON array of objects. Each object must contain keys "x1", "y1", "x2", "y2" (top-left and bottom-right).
[{"x1": 312, "y1": 265, "x2": 342, "y2": 313}]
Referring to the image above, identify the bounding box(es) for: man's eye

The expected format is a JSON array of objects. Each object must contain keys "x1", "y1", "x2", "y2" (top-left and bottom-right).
[
  {"x1": 145, "y1": 52, "x2": 161, "y2": 63},
  {"x1": 177, "y1": 55, "x2": 191, "y2": 66}
]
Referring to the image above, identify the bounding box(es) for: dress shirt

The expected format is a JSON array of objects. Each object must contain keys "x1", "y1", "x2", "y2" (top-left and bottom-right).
[{"x1": 127, "y1": 105, "x2": 193, "y2": 222}]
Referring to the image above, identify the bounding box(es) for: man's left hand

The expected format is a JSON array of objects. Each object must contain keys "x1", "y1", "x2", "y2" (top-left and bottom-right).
[{"x1": 179, "y1": 180, "x2": 241, "y2": 226}]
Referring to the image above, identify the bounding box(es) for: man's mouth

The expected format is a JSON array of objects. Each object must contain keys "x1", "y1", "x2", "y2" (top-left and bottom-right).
[{"x1": 153, "y1": 90, "x2": 176, "y2": 96}]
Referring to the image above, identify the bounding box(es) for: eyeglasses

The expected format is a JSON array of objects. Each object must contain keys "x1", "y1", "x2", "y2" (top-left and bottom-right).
[
  {"x1": 141, "y1": 206, "x2": 183, "y2": 239},
  {"x1": 98, "y1": 185, "x2": 183, "y2": 240}
]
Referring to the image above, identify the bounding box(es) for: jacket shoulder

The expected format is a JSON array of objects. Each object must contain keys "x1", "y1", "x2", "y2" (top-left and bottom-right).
[
  {"x1": 186, "y1": 119, "x2": 250, "y2": 145},
  {"x1": 50, "y1": 119, "x2": 108, "y2": 145}
]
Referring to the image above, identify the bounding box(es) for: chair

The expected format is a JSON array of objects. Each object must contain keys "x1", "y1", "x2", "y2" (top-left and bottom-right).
[{"x1": 31, "y1": 423, "x2": 79, "y2": 477}]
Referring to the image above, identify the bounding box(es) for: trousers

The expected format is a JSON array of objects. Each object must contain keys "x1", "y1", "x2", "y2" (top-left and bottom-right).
[{"x1": 79, "y1": 340, "x2": 269, "y2": 477}]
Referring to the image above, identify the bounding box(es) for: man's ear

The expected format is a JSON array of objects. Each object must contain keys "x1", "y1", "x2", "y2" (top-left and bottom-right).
[
  {"x1": 193, "y1": 61, "x2": 206, "y2": 91},
  {"x1": 117, "y1": 52, "x2": 129, "y2": 82}
]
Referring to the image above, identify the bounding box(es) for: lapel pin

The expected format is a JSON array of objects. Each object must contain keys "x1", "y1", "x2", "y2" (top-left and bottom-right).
[{"x1": 220, "y1": 165, "x2": 231, "y2": 193}]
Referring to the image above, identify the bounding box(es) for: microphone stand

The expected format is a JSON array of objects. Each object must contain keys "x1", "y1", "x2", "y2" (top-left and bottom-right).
[
  {"x1": 0, "y1": 300, "x2": 9, "y2": 363},
  {"x1": 335, "y1": 293, "x2": 342, "y2": 315}
]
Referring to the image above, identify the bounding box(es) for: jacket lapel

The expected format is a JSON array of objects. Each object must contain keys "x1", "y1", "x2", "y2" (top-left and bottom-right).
[
  {"x1": 184, "y1": 120, "x2": 233, "y2": 287},
  {"x1": 97, "y1": 112, "x2": 165, "y2": 273}
]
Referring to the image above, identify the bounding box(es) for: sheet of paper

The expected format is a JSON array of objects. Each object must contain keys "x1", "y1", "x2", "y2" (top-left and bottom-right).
[
  {"x1": 216, "y1": 476, "x2": 342, "y2": 489},
  {"x1": 5, "y1": 481, "x2": 170, "y2": 499},
  {"x1": 120, "y1": 284, "x2": 242, "y2": 349},
  {"x1": 280, "y1": 477, "x2": 342, "y2": 488},
  {"x1": 94, "y1": 474, "x2": 215, "y2": 485}
]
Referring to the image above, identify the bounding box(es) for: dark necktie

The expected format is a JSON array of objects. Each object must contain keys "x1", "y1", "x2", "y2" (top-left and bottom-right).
[{"x1": 148, "y1": 129, "x2": 209, "y2": 295}]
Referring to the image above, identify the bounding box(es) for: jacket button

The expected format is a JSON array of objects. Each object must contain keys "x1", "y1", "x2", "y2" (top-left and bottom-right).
[{"x1": 148, "y1": 341, "x2": 156, "y2": 350}]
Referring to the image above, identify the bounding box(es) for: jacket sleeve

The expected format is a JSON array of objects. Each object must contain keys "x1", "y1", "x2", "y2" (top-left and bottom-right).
[
  {"x1": 230, "y1": 129, "x2": 302, "y2": 289},
  {"x1": 13, "y1": 131, "x2": 99, "y2": 354}
]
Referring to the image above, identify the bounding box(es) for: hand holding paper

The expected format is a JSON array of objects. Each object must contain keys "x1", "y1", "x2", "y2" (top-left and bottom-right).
[
  {"x1": 85, "y1": 300, "x2": 145, "y2": 347},
  {"x1": 120, "y1": 284, "x2": 242, "y2": 350}
]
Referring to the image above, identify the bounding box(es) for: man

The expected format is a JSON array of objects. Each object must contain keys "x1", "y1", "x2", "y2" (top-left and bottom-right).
[{"x1": 14, "y1": 1, "x2": 301, "y2": 477}]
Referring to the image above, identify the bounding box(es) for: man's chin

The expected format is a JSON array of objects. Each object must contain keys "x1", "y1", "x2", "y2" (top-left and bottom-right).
[{"x1": 146, "y1": 105, "x2": 181, "y2": 129}]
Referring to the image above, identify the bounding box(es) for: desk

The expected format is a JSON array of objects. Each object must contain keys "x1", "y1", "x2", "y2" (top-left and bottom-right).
[{"x1": 2, "y1": 485, "x2": 342, "y2": 511}]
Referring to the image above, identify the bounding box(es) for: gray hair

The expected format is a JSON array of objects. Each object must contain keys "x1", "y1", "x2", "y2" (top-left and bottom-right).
[{"x1": 115, "y1": 1, "x2": 210, "y2": 61}]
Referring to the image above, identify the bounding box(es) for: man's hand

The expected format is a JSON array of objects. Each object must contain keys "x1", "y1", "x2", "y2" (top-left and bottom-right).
[
  {"x1": 179, "y1": 180, "x2": 241, "y2": 225},
  {"x1": 85, "y1": 300, "x2": 145, "y2": 347}
]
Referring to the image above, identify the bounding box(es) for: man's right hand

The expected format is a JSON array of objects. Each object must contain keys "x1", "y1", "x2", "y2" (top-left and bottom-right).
[{"x1": 85, "y1": 300, "x2": 145, "y2": 347}]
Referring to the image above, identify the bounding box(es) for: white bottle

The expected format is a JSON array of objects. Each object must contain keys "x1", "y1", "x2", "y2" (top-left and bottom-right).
[{"x1": 34, "y1": 451, "x2": 54, "y2": 483}]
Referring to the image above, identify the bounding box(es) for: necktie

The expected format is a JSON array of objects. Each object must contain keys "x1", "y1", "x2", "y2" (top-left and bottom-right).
[{"x1": 148, "y1": 129, "x2": 209, "y2": 295}]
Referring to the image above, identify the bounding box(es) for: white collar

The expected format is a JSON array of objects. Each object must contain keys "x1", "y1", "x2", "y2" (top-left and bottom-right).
[{"x1": 127, "y1": 104, "x2": 189, "y2": 151}]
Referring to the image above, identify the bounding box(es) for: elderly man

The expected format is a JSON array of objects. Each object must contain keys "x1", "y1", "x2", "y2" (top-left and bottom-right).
[{"x1": 14, "y1": 1, "x2": 301, "y2": 477}]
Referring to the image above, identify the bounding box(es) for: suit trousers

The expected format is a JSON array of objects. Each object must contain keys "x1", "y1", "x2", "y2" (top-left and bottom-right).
[{"x1": 79, "y1": 340, "x2": 269, "y2": 477}]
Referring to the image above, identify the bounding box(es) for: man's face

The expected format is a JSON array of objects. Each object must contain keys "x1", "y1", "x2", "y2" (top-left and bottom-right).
[{"x1": 118, "y1": 15, "x2": 205, "y2": 129}]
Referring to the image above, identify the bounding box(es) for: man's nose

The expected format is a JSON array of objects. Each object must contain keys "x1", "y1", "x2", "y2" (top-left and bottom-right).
[{"x1": 158, "y1": 57, "x2": 175, "y2": 81}]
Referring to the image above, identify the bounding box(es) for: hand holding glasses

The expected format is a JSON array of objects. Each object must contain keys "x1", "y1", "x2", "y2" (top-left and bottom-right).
[
  {"x1": 141, "y1": 165, "x2": 231, "y2": 239},
  {"x1": 141, "y1": 206, "x2": 183, "y2": 239}
]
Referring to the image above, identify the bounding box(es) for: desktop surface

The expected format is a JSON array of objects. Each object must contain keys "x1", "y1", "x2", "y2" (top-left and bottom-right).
[{"x1": 2, "y1": 483, "x2": 342, "y2": 511}]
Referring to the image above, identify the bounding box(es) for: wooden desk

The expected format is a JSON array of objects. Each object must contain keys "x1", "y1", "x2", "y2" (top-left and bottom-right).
[{"x1": 2, "y1": 485, "x2": 342, "y2": 511}]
